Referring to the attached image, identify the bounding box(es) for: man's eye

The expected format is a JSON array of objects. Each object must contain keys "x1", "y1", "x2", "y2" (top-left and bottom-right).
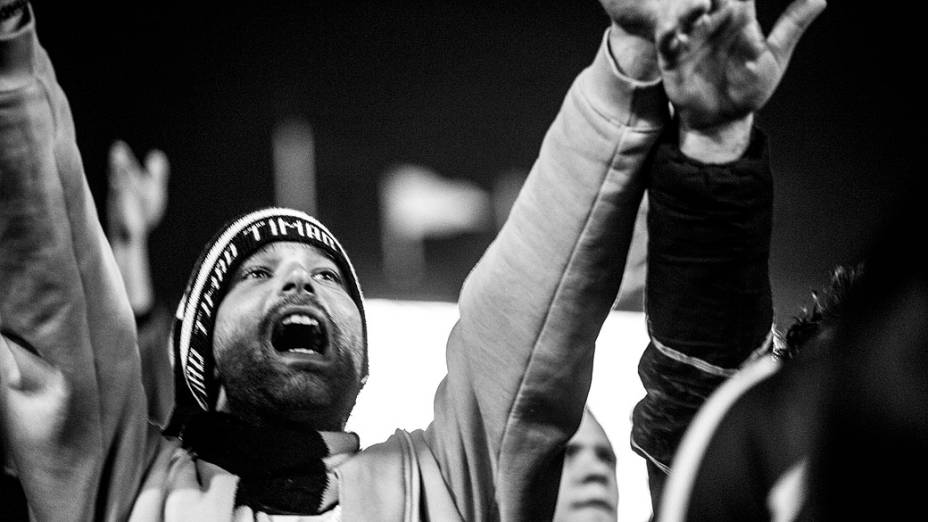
[
  {"x1": 596, "y1": 448, "x2": 617, "y2": 466},
  {"x1": 240, "y1": 267, "x2": 271, "y2": 280},
  {"x1": 313, "y1": 269, "x2": 343, "y2": 285}
]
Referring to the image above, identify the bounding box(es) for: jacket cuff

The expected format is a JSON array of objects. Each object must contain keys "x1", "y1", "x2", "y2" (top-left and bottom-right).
[{"x1": 578, "y1": 28, "x2": 667, "y2": 130}]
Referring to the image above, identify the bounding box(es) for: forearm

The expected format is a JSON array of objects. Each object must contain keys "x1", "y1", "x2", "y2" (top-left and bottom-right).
[
  {"x1": 111, "y1": 238, "x2": 156, "y2": 315},
  {"x1": 632, "y1": 123, "x2": 774, "y2": 472},
  {"x1": 427, "y1": 29, "x2": 668, "y2": 521}
]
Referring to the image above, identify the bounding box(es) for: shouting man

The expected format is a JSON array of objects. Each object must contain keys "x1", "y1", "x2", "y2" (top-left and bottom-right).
[{"x1": 0, "y1": 0, "x2": 822, "y2": 520}]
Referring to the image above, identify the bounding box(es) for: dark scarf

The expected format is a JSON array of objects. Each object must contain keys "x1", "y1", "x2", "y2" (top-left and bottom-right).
[{"x1": 180, "y1": 412, "x2": 359, "y2": 515}]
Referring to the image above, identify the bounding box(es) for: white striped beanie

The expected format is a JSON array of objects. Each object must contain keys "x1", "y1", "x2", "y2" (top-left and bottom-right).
[{"x1": 166, "y1": 207, "x2": 367, "y2": 430}]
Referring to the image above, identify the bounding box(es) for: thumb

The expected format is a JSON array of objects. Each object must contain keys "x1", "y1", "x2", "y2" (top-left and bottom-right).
[
  {"x1": 767, "y1": 0, "x2": 827, "y2": 67},
  {"x1": 144, "y1": 149, "x2": 170, "y2": 186}
]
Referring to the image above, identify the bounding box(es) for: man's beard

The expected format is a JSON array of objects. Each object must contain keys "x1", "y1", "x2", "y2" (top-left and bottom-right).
[{"x1": 215, "y1": 320, "x2": 363, "y2": 431}]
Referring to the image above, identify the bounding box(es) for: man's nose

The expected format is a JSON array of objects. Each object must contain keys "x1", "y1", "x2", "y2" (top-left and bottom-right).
[
  {"x1": 280, "y1": 267, "x2": 315, "y2": 295},
  {"x1": 578, "y1": 470, "x2": 611, "y2": 486},
  {"x1": 575, "y1": 453, "x2": 613, "y2": 482}
]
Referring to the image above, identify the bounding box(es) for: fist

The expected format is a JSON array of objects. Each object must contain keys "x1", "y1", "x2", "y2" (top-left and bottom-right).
[{"x1": 598, "y1": 0, "x2": 663, "y2": 39}]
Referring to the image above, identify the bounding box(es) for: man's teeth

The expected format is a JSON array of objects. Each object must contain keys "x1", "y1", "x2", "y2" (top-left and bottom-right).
[
  {"x1": 275, "y1": 313, "x2": 323, "y2": 355},
  {"x1": 282, "y1": 314, "x2": 318, "y2": 326},
  {"x1": 287, "y1": 347, "x2": 318, "y2": 354}
]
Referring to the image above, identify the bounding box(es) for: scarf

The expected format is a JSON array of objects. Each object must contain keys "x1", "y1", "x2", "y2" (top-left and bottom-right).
[{"x1": 180, "y1": 412, "x2": 360, "y2": 515}]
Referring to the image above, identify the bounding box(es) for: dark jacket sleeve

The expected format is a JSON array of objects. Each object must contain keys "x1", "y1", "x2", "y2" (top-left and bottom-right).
[{"x1": 630, "y1": 125, "x2": 774, "y2": 509}]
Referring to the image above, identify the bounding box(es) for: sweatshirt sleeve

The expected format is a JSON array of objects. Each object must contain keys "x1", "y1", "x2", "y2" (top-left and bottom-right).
[
  {"x1": 630, "y1": 124, "x2": 775, "y2": 511},
  {"x1": 0, "y1": 7, "x2": 157, "y2": 521},
  {"x1": 424, "y1": 30, "x2": 668, "y2": 522}
]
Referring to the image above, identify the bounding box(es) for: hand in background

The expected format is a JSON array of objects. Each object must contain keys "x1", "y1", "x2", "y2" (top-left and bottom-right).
[
  {"x1": 106, "y1": 141, "x2": 169, "y2": 315},
  {"x1": 107, "y1": 140, "x2": 169, "y2": 246}
]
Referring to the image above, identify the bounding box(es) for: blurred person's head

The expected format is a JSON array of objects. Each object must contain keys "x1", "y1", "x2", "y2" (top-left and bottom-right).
[
  {"x1": 805, "y1": 187, "x2": 928, "y2": 520},
  {"x1": 554, "y1": 408, "x2": 618, "y2": 522},
  {"x1": 166, "y1": 208, "x2": 367, "y2": 433}
]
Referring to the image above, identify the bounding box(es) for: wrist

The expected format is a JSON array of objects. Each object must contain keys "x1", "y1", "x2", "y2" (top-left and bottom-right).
[
  {"x1": 111, "y1": 226, "x2": 150, "y2": 247},
  {"x1": 110, "y1": 232, "x2": 147, "y2": 256},
  {"x1": 678, "y1": 114, "x2": 754, "y2": 164},
  {"x1": 110, "y1": 236, "x2": 155, "y2": 315}
]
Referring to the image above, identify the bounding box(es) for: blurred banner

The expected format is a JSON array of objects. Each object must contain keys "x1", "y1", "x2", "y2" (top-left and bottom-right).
[{"x1": 380, "y1": 164, "x2": 492, "y2": 287}]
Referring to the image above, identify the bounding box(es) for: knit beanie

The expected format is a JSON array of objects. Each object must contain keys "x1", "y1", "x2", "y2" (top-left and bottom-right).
[{"x1": 165, "y1": 207, "x2": 367, "y2": 434}]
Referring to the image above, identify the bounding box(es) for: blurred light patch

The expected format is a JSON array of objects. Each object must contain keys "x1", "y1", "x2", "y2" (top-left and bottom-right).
[
  {"x1": 379, "y1": 165, "x2": 492, "y2": 287},
  {"x1": 347, "y1": 298, "x2": 652, "y2": 521}
]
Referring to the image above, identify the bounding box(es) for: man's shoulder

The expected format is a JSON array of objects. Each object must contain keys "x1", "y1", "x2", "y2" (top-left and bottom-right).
[
  {"x1": 336, "y1": 429, "x2": 423, "y2": 520},
  {"x1": 351, "y1": 429, "x2": 420, "y2": 467}
]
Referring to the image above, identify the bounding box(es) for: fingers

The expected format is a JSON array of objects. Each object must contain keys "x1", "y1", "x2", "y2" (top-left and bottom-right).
[
  {"x1": 144, "y1": 149, "x2": 170, "y2": 187},
  {"x1": 658, "y1": 0, "x2": 738, "y2": 67},
  {"x1": 689, "y1": 1, "x2": 740, "y2": 46},
  {"x1": 110, "y1": 140, "x2": 142, "y2": 171},
  {"x1": 657, "y1": 0, "x2": 710, "y2": 43},
  {"x1": 678, "y1": 0, "x2": 713, "y2": 36},
  {"x1": 767, "y1": 0, "x2": 827, "y2": 66},
  {"x1": 107, "y1": 141, "x2": 131, "y2": 236},
  {"x1": 143, "y1": 150, "x2": 170, "y2": 224},
  {"x1": 108, "y1": 140, "x2": 129, "y2": 190},
  {"x1": 109, "y1": 139, "x2": 148, "y2": 208},
  {"x1": 725, "y1": 2, "x2": 766, "y2": 61},
  {"x1": 110, "y1": 140, "x2": 170, "y2": 205}
]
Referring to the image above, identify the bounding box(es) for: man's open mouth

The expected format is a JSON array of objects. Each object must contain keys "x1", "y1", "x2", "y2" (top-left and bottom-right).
[{"x1": 271, "y1": 312, "x2": 328, "y2": 356}]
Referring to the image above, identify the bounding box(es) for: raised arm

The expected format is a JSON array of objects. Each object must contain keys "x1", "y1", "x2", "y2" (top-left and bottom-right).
[
  {"x1": 107, "y1": 140, "x2": 174, "y2": 427},
  {"x1": 107, "y1": 140, "x2": 169, "y2": 317},
  {"x1": 630, "y1": 0, "x2": 825, "y2": 515},
  {"x1": 0, "y1": 4, "x2": 155, "y2": 520},
  {"x1": 422, "y1": 10, "x2": 670, "y2": 521}
]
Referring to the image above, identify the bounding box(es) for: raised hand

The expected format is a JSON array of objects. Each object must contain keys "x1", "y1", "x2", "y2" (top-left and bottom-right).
[
  {"x1": 598, "y1": 0, "x2": 664, "y2": 81},
  {"x1": 599, "y1": 0, "x2": 663, "y2": 39},
  {"x1": 106, "y1": 140, "x2": 170, "y2": 245},
  {"x1": 657, "y1": 0, "x2": 826, "y2": 130}
]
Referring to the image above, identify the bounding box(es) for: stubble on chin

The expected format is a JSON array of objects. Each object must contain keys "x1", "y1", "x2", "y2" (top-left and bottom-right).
[{"x1": 216, "y1": 334, "x2": 363, "y2": 430}]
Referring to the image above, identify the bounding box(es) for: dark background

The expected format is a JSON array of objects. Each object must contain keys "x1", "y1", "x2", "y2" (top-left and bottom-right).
[{"x1": 30, "y1": 1, "x2": 918, "y2": 326}]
